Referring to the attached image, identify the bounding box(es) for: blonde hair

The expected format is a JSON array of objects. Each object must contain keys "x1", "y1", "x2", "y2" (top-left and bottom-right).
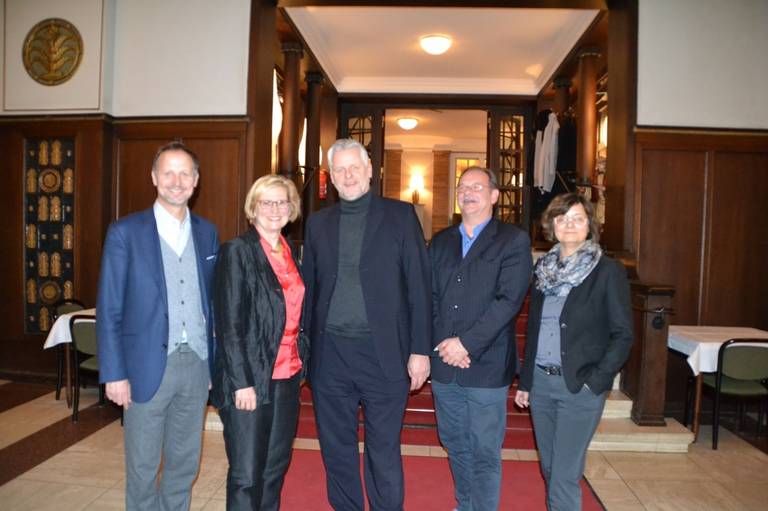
[{"x1": 243, "y1": 174, "x2": 301, "y2": 223}]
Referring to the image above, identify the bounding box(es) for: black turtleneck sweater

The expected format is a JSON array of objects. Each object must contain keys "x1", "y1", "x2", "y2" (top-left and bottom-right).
[{"x1": 326, "y1": 191, "x2": 373, "y2": 337}]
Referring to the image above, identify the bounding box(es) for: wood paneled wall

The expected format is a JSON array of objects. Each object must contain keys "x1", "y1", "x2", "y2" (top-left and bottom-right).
[
  {"x1": 0, "y1": 117, "x2": 253, "y2": 378},
  {"x1": 114, "y1": 120, "x2": 249, "y2": 242},
  {"x1": 633, "y1": 129, "x2": 768, "y2": 406},
  {"x1": 634, "y1": 130, "x2": 768, "y2": 329},
  {"x1": 0, "y1": 117, "x2": 112, "y2": 377}
]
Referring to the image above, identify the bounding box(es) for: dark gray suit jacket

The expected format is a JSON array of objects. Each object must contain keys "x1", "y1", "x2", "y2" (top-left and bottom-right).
[
  {"x1": 302, "y1": 194, "x2": 432, "y2": 382},
  {"x1": 518, "y1": 256, "x2": 633, "y2": 395},
  {"x1": 429, "y1": 218, "x2": 532, "y2": 387}
]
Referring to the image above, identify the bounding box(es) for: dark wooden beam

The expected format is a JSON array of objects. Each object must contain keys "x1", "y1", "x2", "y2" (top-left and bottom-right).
[{"x1": 245, "y1": 0, "x2": 278, "y2": 233}]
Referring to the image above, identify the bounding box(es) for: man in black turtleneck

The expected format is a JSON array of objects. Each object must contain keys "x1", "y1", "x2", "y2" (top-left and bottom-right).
[{"x1": 303, "y1": 138, "x2": 431, "y2": 511}]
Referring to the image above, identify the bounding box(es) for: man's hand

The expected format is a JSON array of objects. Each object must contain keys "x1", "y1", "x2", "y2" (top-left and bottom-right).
[
  {"x1": 106, "y1": 379, "x2": 132, "y2": 409},
  {"x1": 436, "y1": 337, "x2": 471, "y2": 369},
  {"x1": 234, "y1": 387, "x2": 257, "y2": 411},
  {"x1": 514, "y1": 390, "x2": 530, "y2": 409},
  {"x1": 407, "y1": 354, "x2": 430, "y2": 391}
]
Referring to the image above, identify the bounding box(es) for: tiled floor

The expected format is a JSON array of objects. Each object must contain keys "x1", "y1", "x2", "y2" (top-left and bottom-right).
[{"x1": 1, "y1": 386, "x2": 766, "y2": 510}]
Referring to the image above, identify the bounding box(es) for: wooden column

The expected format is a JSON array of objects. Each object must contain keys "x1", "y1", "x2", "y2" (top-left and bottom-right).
[
  {"x1": 553, "y1": 76, "x2": 571, "y2": 115},
  {"x1": 303, "y1": 72, "x2": 323, "y2": 218},
  {"x1": 244, "y1": 0, "x2": 276, "y2": 234},
  {"x1": 576, "y1": 48, "x2": 600, "y2": 184},
  {"x1": 623, "y1": 281, "x2": 676, "y2": 426},
  {"x1": 279, "y1": 42, "x2": 303, "y2": 182}
]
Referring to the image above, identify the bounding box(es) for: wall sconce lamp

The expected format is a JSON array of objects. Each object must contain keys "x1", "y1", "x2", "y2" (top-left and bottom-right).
[{"x1": 409, "y1": 173, "x2": 424, "y2": 204}]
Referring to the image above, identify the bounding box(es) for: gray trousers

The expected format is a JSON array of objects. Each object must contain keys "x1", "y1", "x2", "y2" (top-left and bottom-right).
[
  {"x1": 123, "y1": 345, "x2": 209, "y2": 511},
  {"x1": 529, "y1": 366, "x2": 606, "y2": 511}
]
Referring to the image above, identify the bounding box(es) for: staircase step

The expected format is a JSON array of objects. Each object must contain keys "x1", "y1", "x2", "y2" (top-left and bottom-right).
[
  {"x1": 602, "y1": 390, "x2": 632, "y2": 419},
  {"x1": 589, "y1": 417, "x2": 694, "y2": 453}
]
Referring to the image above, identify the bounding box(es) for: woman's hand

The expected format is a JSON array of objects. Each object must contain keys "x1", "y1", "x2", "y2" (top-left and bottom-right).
[
  {"x1": 514, "y1": 390, "x2": 530, "y2": 409},
  {"x1": 234, "y1": 387, "x2": 257, "y2": 411}
]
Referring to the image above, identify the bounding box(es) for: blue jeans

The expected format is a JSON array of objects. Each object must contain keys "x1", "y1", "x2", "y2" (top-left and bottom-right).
[{"x1": 432, "y1": 379, "x2": 509, "y2": 511}]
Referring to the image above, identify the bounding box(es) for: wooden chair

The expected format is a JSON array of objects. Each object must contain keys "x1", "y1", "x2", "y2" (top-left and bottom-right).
[
  {"x1": 69, "y1": 314, "x2": 104, "y2": 422},
  {"x1": 52, "y1": 299, "x2": 86, "y2": 401},
  {"x1": 687, "y1": 339, "x2": 768, "y2": 449}
]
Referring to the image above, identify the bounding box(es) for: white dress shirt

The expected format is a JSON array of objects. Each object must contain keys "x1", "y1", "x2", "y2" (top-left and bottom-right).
[{"x1": 153, "y1": 201, "x2": 191, "y2": 257}]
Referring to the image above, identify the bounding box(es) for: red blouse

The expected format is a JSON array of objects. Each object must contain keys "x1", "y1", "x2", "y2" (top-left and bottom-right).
[{"x1": 260, "y1": 235, "x2": 305, "y2": 379}]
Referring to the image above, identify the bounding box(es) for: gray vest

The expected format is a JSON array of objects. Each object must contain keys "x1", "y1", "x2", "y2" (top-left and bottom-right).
[{"x1": 159, "y1": 236, "x2": 208, "y2": 359}]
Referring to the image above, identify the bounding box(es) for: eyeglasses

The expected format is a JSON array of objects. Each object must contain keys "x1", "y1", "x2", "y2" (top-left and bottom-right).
[
  {"x1": 554, "y1": 214, "x2": 588, "y2": 227},
  {"x1": 258, "y1": 199, "x2": 290, "y2": 211},
  {"x1": 456, "y1": 183, "x2": 486, "y2": 194}
]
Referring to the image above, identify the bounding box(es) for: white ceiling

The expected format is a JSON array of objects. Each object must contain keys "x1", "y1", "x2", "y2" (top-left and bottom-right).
[
  {"x1": 385, "y1": 109, "x2": 487, "y2": 152},
  {"x1": 285, "y1": 6, "x2": 598, "y2": 96}
]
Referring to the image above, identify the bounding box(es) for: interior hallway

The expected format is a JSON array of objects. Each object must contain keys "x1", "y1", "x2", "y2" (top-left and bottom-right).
[{"x1": 1, "y1": 380, "x2": 767, "y2": 510}]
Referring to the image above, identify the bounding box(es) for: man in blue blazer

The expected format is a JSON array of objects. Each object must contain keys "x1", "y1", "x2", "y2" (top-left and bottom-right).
[
  {"x1": 303, "y1": 138, "x2": 431, "y2": 511},
  {"x1": 97, "y1": 142, "x2": 219, "y2": 510},
  {"x1": 430, "y1": 167, "x2": 531, "y2": 511}
]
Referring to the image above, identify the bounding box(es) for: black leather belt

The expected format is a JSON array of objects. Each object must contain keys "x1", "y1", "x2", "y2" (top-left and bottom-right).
[{"x1": 536, "y1": 364, "x2": 562, "y2": 376}]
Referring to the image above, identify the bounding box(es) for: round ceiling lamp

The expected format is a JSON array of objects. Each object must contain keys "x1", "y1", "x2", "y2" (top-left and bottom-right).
[
  {"x1": 397, "y1": 117, "x2": 419, "y2": 130},
  {"x1": 420, "y1": 34, "x2": 452, "y2": 55}
]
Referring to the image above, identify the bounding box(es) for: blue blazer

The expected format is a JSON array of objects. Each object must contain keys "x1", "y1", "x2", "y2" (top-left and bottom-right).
[
  {"x1": 302, "y1": 194, "x2": 432, "y2": 381},
  {"x1": 96, "y1": 207, "x2": 219, "y2": 403},
  {"x1": 429, "y1": 219, "x2": 532, "y2": 387}
]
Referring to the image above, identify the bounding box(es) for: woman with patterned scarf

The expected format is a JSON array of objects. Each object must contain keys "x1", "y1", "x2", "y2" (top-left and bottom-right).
[{"x1": 515, "y1": 193, "x2": 633, "y2": 511}]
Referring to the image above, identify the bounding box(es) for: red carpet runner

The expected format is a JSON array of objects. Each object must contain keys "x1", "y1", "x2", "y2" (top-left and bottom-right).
[{"x1": 281, "y1": 449, "x2": 605, "y2": 510}]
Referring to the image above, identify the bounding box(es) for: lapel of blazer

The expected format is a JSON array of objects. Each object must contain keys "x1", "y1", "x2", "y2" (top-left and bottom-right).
[
  {"x1": 325, "y1": 205, "x2": 341, "y2": 268},
  {"x1": 361, "y1": 194, "x2": 384, "y2": 258},
  {"x1": 190, "y1": 214, "x2": 210, "y2": 313},
  {"x1": 458, "y1": 218, "x2": 498, "y2": 270},
  {"x1": 141, "y1": 208, "x2": 168, "y2": 309},
  {"x1": 447, "y1": 227, "x2": 463, "y2": 269}
]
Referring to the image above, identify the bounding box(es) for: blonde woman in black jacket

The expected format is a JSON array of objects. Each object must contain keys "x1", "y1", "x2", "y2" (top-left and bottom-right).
[
  {"x1": 515, "y1": 193, "x2": 633, "y2": 511},
  {"x1": 211, "y1": 175, "x2": 309, "y2": 511}
]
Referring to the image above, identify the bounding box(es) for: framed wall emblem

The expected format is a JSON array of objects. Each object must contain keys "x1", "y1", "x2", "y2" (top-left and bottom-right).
[{"x1": 22, "y1": 18, "x2": 84, "y2": 86}]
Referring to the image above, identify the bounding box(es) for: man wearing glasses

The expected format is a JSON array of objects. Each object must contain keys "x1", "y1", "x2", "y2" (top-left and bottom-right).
[
  {"x1": 429, "y1": 166, "x2": 532, "y2": 511},
  {"x1": 302, "y1": 138, "x2": 431, "y2": 511}
]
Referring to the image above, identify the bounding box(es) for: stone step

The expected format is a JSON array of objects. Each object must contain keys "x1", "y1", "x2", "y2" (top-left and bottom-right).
[
  {"x1": 589, "y1": 417, "x2": 694, "y2": 453},
  {"x1": 602, "y1": 390, "x2": 633, "y2": 419}
]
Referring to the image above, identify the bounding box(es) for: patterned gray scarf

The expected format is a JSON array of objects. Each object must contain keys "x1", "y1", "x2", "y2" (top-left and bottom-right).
[{"x1": 535, "y1": 240, "x2": 602, "y2": 296}]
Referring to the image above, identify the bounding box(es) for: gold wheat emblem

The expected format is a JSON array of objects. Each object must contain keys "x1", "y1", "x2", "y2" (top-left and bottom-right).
[{"x1": 23, "y1": 18, "x2": 83, "y2": 86}]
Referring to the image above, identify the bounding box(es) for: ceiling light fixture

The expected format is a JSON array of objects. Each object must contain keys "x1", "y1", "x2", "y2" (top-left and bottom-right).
[
  {"x1": 397, "y1": 117, "x2": 419, "y2": 130},
  {"x1": 420, "y1": 34, "x2": 452, "y2": 56}
]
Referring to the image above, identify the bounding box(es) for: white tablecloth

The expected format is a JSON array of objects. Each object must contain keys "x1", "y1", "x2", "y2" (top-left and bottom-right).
[
  {"x1": 667, "y1": 325, "x2": 768, "y2": 375},
  {"x1": 43, "y1": 308, "x2": 96, "y2": 349}
]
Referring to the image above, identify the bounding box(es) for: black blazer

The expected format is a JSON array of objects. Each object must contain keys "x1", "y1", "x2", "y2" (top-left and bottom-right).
[
  {"x1": 210, "y1": 228, "x2": 309, "y2": 408},
  {"x1": 518, "y1": 256, "x2": 633, "y2": 395},
  {"x1": 429, "y1": 219, "x2": 532, "y2": 387},
  {"x1": 302, "y1": 194, "x2": 431, "y2": 381}
]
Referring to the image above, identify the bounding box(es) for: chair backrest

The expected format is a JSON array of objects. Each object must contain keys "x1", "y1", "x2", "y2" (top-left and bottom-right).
[
  {"x1": 719, "y1": 339, "x2": 768, "y2": 381},
  {"x1": 54, "y1": 299, "x2": 86, "y2": 320},
  {"x1": 70, "y1": 314, "x2": 98, "y2": 357}
]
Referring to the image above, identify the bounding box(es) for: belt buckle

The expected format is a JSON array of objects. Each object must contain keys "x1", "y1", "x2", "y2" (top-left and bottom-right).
[{"x1": 539, "y1": 364, "x2": 561, "y2": 376}]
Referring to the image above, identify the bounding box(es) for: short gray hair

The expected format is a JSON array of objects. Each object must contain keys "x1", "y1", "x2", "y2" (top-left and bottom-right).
[
  {"x1": 327, "y1": 139, "x2": 370, "y2": 171},
  {"x1": 460, "y1": 166, "x2": 498, "y2": 190}
]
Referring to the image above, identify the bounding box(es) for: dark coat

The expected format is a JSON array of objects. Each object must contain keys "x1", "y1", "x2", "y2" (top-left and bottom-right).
[
  {"x1": 97, "y1": 208, "x2": 219, "y2": 403},
  {"x1": 518, "y1": 256, "x2": 633, "y2": 395},
  {"x1": 429, "y1": 219, "x2": 532, "y2": 387},
  {"x1": 210, "y1": 228, "x2": 309, "y2": 408},
  {"x1": 302, "y1": 194, "x2": 431, "y2": 381}
]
